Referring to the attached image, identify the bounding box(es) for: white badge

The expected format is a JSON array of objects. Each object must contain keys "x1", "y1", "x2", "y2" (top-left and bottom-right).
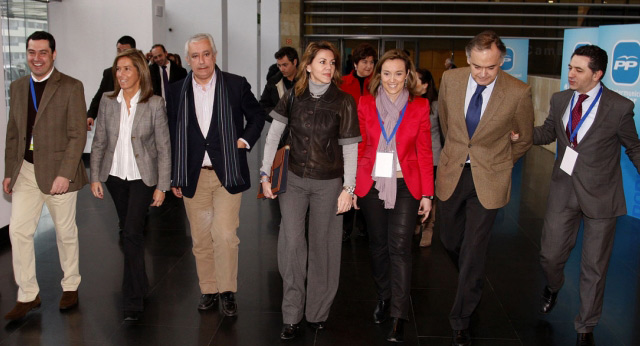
[
  {"x1": 374, "y1": 151, "x2": 394, "y2": 178},
  {"x1": 560, "y1": 146, "x2": 578, "y2": 176}
]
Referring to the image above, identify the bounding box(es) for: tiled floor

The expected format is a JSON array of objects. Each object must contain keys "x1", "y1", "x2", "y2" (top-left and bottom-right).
[{"x1": 0, "y1": 145, "x2": 638, "y2": 346}]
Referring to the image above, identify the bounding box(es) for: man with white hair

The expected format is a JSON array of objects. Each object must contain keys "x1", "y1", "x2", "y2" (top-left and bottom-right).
[{"x1": 166, "y1": 33, "x2": 265, "y2": 316}]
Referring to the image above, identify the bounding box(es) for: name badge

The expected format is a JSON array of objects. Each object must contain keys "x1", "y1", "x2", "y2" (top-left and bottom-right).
[
  {"x1": 29, "y1": 137, "x2": 34, "y2": 151},
  {"x1": 374, "y1": 151, "x2": 394, "y2": 178},
  {"x1": 560, "y1": 146, "x2": 578, "y2": 176}
]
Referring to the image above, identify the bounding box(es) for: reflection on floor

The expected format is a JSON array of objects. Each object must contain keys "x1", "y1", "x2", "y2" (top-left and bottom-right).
[{"x1": 0, "y1": 145, "x2": 638, "y2": 346}]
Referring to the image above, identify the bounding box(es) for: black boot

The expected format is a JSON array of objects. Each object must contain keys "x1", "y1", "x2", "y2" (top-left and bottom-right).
[
  {"x1": 373, "y1": 299, "x2": 390, "y2": 324},
  {"x1": 386, "y1": 318, "x2": 404, "y2": 342}
]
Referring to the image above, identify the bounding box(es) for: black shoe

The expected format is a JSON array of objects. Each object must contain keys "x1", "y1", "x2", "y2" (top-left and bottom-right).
[
  {"x1": 123, "y1": 311, "x2": 140, "y2": 321},
  {"x1": 576, "y1": 332, "x2": 595, "y2": 346},
  {"x1": 373, "y1": 299, "x2": 390, "y2": 324},
  {"x1": 308, "y1": 321, "x2": 325, "y2": 330},
  {"x1": 386, "y1": 318, "x2": 404, "y2": 343},
  {"x1": 280, "y1": 324, "x2": 299, "y2": 340},
  {"x1": 197, "y1": 293, "x2": 219, "y2": 311},
  {"x1": 452, "y1": 329, "x2": 471, "y2": 346},
  {"x1": 540, "y1": 286, "x2": 558, "y2": 314},
  {"x1": 220, "y1": 291, "x2": 237, "y2": 316}
]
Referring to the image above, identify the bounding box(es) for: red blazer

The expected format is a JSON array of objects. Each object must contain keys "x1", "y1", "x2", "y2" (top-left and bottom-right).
[
  {"x1": 355, "y1": 94, "x2": 434, "y2": 200},
  {"x1": 340, "y1": 73, "x2": 371, "y2": 106}
]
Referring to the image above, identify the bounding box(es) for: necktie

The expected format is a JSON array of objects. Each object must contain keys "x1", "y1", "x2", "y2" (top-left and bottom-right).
[
  {"x1": 466, "y1": 85, "x2": 486, "y2": 139},
  {"x1": 161, "y1": 65, "x2": 170, "y2": 99},
  {"x1": 566, "y1": 94, "x2": 589, "y2": 147}
]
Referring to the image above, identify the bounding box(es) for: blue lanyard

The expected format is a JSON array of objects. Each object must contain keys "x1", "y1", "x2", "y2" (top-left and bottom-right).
[
  {"x1": 29, "y1": 77, "x2": 39, "y2": 112},
  {"x1": 377, "y1": 103, "x2": 408, "y2": 145},
  {"x1": 568, "y1": 86, "x2": 602, "y2": 144}
]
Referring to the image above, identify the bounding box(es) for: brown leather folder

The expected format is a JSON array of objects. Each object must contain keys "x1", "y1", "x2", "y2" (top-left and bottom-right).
[{"x1": 257, "y1": 145, "x2": 290, "y2": 199}]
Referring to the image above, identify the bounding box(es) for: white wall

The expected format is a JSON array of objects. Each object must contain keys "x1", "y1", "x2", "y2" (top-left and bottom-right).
[
  {"x1": 48, "y1": 0, "x2": 155, "y2": 109},
  {"x1": 0, "y1": 16, "x2": 11, "y2": 228},
  {"x1": 164, "y1": 0, "x2": 223, "y2": 68},
  {"x1": 260, "y1": 1, "x2": 281, "y2": 94}
]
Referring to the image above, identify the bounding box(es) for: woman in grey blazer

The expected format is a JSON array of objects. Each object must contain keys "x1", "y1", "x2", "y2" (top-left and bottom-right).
[{"x1": 90, "y1": 49, "x2": 171, "y2": 321}]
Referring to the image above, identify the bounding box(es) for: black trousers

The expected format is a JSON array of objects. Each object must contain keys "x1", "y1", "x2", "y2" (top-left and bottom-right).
[
  {"x1": 105, "y1": 176, "x2": 155, "y2": 312},
  {"x1": 359, "y1": 179, "x2": 419, "y2": 320},
  {"x1": 437, "y1": 166, "x2": 498, "y2": 330}
]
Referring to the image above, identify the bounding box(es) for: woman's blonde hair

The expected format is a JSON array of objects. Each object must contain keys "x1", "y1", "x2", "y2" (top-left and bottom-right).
[
  {"x1": 294, "y1": 41, "x2": 342, "y2": 97},
  {"x1": 109, "y1": 49, "x2": 154, "y2": 103},
  {"x1": 368, "y1": 49, "x2": 421, "y2": 100}
]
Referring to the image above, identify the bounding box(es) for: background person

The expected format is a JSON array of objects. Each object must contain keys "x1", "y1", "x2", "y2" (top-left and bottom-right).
[
  {"x1": 340, "y1": 42, "x2": 377, "y2": 241},
  {"x1": 415, "y1": 68, "x2": 442, "y2": 247}
]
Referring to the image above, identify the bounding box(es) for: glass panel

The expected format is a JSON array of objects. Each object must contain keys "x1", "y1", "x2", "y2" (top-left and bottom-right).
[{"x1": 1, "y1": 0, "x2": 48, "y2": 112}]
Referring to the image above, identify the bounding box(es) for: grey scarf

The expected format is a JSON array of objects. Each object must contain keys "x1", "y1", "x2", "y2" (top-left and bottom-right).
[{"x1": 373, "y1": 86, "x2": 409, "y2": 209}]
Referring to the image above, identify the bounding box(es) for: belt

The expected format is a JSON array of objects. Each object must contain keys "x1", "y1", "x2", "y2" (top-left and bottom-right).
[{"x1": 202, "y1": 165, "x2": 214, "y2": 170}]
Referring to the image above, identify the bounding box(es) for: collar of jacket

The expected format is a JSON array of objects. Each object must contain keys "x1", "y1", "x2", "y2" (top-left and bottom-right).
[{"x1": 298, "y1": 82, "x2": 340, "y2": 103}]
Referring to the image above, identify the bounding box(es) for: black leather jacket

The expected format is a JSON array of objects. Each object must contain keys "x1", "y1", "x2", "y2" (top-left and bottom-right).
[{"x1": 272, "y1": 83, "x2": 360, "y2": 180}]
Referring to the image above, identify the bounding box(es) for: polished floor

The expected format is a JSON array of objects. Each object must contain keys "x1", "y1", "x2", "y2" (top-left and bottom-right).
[{"x1": 0, "y1": 144, "x2": 639, "y2": 346}]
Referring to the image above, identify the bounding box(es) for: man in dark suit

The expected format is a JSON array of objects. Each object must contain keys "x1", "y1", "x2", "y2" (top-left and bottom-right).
[
  {"x1": 531, "y1": 45, "x2": 640, "y2": 346},
  {"x1": 149, "y1": 44, "x2": 187, "y2": 100},
  {"x1": 259, "y1": 46, "x2": 298, "y2": 119},
  {"x1": 167, "y1": 33, "x2": 265, "y2": 317},
  {"x1": 86, "y1": 35, "x2": 136, "y2": 130},
  {"x1": 436, "y1": 31, "x2": 534, "y2": 346},
  {"x1": 3, "y1": 31, "x2": 88, "y2": 320}
]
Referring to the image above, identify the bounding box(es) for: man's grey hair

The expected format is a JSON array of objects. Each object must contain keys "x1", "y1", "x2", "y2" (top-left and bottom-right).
[{"x1": 184, "y1": 33, "x2": 217, "y2": 58}]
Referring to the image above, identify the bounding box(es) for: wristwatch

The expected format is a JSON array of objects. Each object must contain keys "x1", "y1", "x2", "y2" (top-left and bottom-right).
[
  {"x1": 422, "y1": 195, "x2": 434, "y2": 200},
  {"x1": 343, "y1": 186, "x2": 355, "y2": 196}
]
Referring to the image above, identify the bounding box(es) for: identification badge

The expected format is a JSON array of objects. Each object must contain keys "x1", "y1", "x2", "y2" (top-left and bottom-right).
[
  {"x1": 29, "y1": 137, "x2": 34, "y2": 151},
  {"x1": 560, "y1": 146, "x2": 578, "y2": 176},
  {"x1": 374, "y1": 151, "x2": 394, "y2": 178}
]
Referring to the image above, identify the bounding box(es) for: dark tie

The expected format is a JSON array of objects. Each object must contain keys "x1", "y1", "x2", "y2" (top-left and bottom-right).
[
  {"x1": 161, "y1": 65, "x2": 170, "y2": 98},
  {"x1": 466, "y1": 85, "x2": 486, "y2": 139},
  {"x1": 566, "y1": 94, "x2": 589, "y2": 147}
]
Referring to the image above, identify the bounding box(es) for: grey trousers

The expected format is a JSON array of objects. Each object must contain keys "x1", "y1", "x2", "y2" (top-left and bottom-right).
[
  {"x1": 540, "y1": 183, "x2": 617, "y2": 333},
  {"x1": 278, "y1": 172, "x2": 343, "y2": 324}
]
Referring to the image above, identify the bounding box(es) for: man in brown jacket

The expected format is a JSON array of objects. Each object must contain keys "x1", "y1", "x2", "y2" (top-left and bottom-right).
[
  {"x1": 436, "y1": 31, "x2": 534, "y2": 346},
  {"x1": 3, "y1": 31, "x2": 88, "y2": 321}
]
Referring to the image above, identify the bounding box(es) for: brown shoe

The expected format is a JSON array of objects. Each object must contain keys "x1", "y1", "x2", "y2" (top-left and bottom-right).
[
  {"x1": 59, "y1": 290, "x2": 78, "y2": 310},
  {"x1": 4, "y1": 295, "x2": 41, "y2": 320},
  {"x1": 419, "y1": 227, "x2": 434, "y2": 247}
]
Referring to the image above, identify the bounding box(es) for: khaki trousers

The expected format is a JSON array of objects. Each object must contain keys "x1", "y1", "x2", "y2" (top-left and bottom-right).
[
  {"x1": 9, "y1": 161, "x2": 81, "y2": 302},
  {"x1": 183, "y1": 169, "x2": 241, "y2": 294}
]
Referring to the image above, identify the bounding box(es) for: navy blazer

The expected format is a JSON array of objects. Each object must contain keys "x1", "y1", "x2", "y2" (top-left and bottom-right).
[
  {"x1": 150, "y1": 61, "x2": 188, "y2": 97},
  {"x1": 167, "y1": 69, "x2": 265, "y2": 197}
]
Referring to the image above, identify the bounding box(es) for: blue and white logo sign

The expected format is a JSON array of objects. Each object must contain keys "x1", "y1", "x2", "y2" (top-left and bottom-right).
[
  {"x1": 503, "y1": 48, "x2": 514, "y2": 71},
  {"x1": 612, "y1": 40, "x2": 640, "y2": 86}
]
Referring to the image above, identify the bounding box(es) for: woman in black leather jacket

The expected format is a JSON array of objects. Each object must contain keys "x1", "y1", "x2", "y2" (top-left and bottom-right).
[{"x1": 260, "y1": 41, "x2": 361, "y2": 340}]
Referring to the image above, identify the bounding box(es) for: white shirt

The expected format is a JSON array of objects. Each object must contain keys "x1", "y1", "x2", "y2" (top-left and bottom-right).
[
  {"x1": 31, "y1": 67, "x2": 54, "y2": 82},
  {"x1": 464, "y1": 74, "x2": 497, "y2": 120},
  {"x1": 109, "y1": 89, "x2": 142, "y2": 180},
  {"x1": 160, "y1": 61, "x2": 171, "y2": 100},
  {"x1": 192, "y1": 71, "x2": 217, "y2": 167},
  {"x1": 562, "y1": 83, "x2": 602, "y2": 144}
]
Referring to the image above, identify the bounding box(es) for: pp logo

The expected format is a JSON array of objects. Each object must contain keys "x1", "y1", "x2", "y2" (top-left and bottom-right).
[
  {"x1": 503, "y1": 48, "x2": 514, "y2": 71},
  {"x1": 612, "y1": 40, "x2": 640, "y2": 86}
]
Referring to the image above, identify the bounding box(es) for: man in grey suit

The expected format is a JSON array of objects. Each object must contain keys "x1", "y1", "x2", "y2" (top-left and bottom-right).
[{"x1": 532, "y1": 45, "x2": 640, "y2": 346}]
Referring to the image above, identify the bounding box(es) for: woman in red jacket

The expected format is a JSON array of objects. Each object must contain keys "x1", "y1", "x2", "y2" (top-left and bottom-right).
[
  {"x1": 353, "y1": 49, "x2": 433, "y2": 343},
  {"x1": 341, "y1": 43, "x2": 377, "y2": 241},
  {"x1": 341, "y1": 43, "x2": 376, "y2": 108}
]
